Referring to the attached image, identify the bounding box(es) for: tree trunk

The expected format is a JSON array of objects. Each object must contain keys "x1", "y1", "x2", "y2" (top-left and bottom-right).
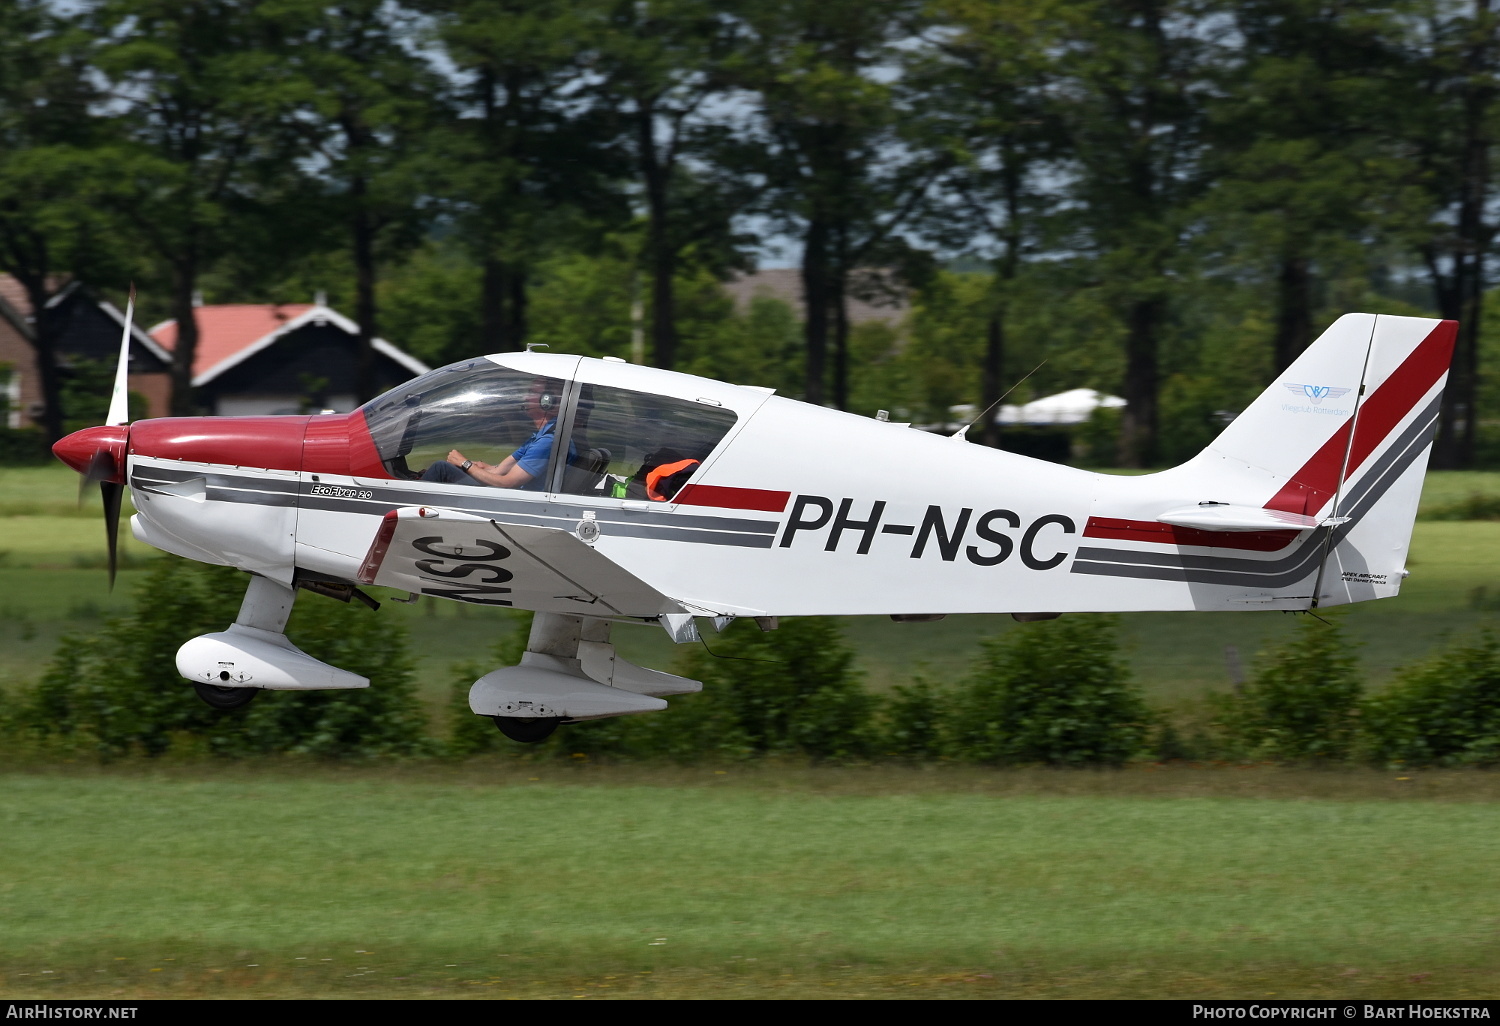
[
  {"x1": 1433, "y1": 0, "x2": 1495, "y2": 470},
  {"x1": 979, "y1": 308, "x2": 1004, "y2": 449},
  {"x1": 21, "y1": 279, "x2": 66, "y2": 443},
  {"x1": 801, "y1": 219, "x2": 830, "y2": 406},
  {"x1": 1273, "y1": 254, "x2": 1312, "y2": 374},
  {"x1": 351, "y1": 179, "x2": 377, "y2": 404},
  {"x1": 637, "y1": 100, "x2": 678, "y2": 370},
  {"x1": 168, "y1": 263, "x2": 199, "y2": 417},
  {"x1": 831, "y1": 274, "x2": 849, "y2": 411},
  {"x1": 1118, "y1": 295, "x2": 1162, "y2": 468},
  {"x1": 480, "y1": 257, "x2": 528, "y2": 353},
  {"x1": 507, "y1": 264, "x2": 527, "y2": 349}
]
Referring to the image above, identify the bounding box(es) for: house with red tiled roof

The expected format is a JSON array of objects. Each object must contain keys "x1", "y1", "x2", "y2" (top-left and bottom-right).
[
  {"x1": 0, "y1": 276, "x2": 172, "y2": 429},
  {"x1": 150, "y1": 301, "x2": 429, "y2": 416}
]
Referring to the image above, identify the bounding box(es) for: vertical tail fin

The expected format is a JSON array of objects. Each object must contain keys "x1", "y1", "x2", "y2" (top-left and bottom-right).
[{"x1": 1201, "y1": 313, "x2": 1456, "y2": 604}]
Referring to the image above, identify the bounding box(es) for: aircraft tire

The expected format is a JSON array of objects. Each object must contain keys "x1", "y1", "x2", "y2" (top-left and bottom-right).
[
  {"x1": 193, "y1": 682, "x2": 259, "y2": 711},
  {"x1": 492, "y1": 716, "x2": 561, "y2": 743}
]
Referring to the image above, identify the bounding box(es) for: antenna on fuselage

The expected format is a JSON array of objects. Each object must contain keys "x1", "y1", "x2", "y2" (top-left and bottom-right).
[{"x1": 952, "y1": 357, "x2": 1048, "y2": 442}]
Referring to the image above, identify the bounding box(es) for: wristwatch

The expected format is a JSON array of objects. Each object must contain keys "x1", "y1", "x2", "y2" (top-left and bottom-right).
[{"x1": 460, "y1": 460, "x2": 473, "y2": 470}]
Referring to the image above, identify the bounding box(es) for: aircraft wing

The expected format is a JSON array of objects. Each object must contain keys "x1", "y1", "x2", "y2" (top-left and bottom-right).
[{"x1": 356, "y1": 505, "x2": 683, "y2": 616}]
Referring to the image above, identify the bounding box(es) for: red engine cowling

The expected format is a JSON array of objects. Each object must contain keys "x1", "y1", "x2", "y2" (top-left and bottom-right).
[{"x1": 55, "y1": 412, "x2": 394, "y2": 478}]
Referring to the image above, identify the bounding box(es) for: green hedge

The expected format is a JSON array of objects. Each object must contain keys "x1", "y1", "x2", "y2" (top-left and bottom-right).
[
  {"x1": 19, "y1": 555, "x2": 1500, "y2": 768},
  {"x1": 1362, "y1": 632, "x2": 1500, "y2": 767},
  {"x1": 0, "y1": 428, "x2": 51, "y2": 465},
  {"x1": 18, "y1": 558, "x2": 431, "y2": 758},
  {"x1": 944, "y1": 615, "x2": 1151, "y2": 766},
  {"x1": 1213, "y1": 616, "x2": 1362, "y2": 762}
]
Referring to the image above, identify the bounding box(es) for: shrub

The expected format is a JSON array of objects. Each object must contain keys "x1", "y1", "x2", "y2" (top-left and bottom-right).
[
  {"x1": 673, "y1": 617, "x2": 875, "y2": 760},
  {"x1": 1362, "y1": 632, "x2": 1500, "y2": 767},
  {"x1": 1419, "y1": 493, "x2": 1500, "y2": 521},
  {"x1": 0, "y1": 428, "x2": 50, "y2": 465},
  {"x1": 22, "y1": 557, "x2": 430, "y2": 758},
  {"x1": 879, "y1": 675, "x2": 949, "y2": 760},
  {"x1": 445, "y1": 611, "x2": 532, "y2": 756},
  {"x1": 947, "y1": 615, "x2": 1148, "y2": 766},
  {"x1": 450, "y1": 616, "x2": 872, "y2": 762},
  {"x1": 1214, "y1": 616, "x2": 1361, "y2": 762}
]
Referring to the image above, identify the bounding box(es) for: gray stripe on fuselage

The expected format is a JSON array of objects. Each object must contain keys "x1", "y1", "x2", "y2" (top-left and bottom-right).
[
  {"x1": 300, "y1": 480, "x2": 780, "y2": 535},
  {"x1": 295, "y1": 493, "x2": 776, "y2": 547},
  {"x1": 1070, "y1": 395, "x2": 1441, "y2": 586},
  {"x1": 131, "y1": 468, "x2": 299, "y2": 507},
  {"x1": 129, "y1": 464, "x2": 780, "y2": 545}
]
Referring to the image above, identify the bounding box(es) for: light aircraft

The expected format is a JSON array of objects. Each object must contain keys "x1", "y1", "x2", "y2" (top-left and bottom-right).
[{"x1": 53, "y1": 303, "x2": 1456, "y2": 742}]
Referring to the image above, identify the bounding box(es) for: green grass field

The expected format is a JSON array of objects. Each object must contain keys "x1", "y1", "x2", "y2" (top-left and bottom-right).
[{"x1": 2, "y1": 765, "x2": 1498, "y2": 999}]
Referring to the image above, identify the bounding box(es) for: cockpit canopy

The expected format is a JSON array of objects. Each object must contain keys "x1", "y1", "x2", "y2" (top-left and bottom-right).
[{"x1": 360, "y1": 358, "x2": 739, "y2": 500}]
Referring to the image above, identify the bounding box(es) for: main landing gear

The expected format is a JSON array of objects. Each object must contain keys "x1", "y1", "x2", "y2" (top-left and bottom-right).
[
  {"x1": 468, "y1": 612, "x2": 704, "y2": 743},
  {"x1": 492, "y1": 716, "x2": 562, "y2": 743},
  {"x1": 193, "y1": 682, "x2": 259, "y2": 710},
  {"x1": 177, "y1": 575, "x2": 369, "y2": 709}
]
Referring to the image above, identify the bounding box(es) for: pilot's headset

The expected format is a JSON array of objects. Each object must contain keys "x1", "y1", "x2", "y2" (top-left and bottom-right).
[{"x1": 531, "y1": 379, "x2": 560, "y2": 415}]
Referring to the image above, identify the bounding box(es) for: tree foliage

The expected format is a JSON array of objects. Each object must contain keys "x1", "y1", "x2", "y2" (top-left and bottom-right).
[
  {"x1": 946, "y1": 615, "x2": 1150, "y2": 766},
  {"x1": 1362, "y1": 631, "x2": 1500, "y2": 767},
  {"x1": 22, "y1": 557, "x2": 429, "y2": 758},
  {"x1": 7, "y1": 0, "x2": 1500, "y2": 465},
  {"x1": 1213, "y1": 614, "x2": 1363, "y2": 762}
]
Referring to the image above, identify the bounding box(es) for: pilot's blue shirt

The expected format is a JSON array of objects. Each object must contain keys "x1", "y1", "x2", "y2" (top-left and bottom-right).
[{"x1": 510, "y1": 421, "x2": 574, "y2": 490}]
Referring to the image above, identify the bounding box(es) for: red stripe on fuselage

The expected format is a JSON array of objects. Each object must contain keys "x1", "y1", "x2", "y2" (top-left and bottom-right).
[
  {"x1": 673, "y1": 484, "x2": 790, "y2": 512},
  {"x1": 1082, "y1": 517, "x2": 1300, "y2": 552},
  {"x1": 1265, "y1": 320, "x2": 1457, "y2": 514}
]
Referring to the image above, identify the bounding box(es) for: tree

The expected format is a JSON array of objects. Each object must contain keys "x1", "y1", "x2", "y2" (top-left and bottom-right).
[
  {"x1": 0, "y1": 0, "x2": 124, "y2": 441},
  {"x1": 90, "y1": 0, "x2": 289, "y2": 416},
  {"x1": 597, "y1": 0, "x2": 757, "y2": 370},
  {"x1": 915, "y1": 0, "x2": 1067, "y2": 447},
  {"x1": 1404, "y1": 0, "x2": 1500, "y2": 468},
  {"x1": 1057, "y1": 0, "x2": 1213, "y2": 467},
  {"x1": 432, "y1": 0, "x2": 626, "y2": 355},
  {"x1": 1203, "y1": 0, "x2": 1414, "y2": 374},
  {"x1": 737, "y1": 0, "x2": 938, "y2": 409},
  {"x1": 264, "y1": 0, "x2": 437, "y2": 402}
]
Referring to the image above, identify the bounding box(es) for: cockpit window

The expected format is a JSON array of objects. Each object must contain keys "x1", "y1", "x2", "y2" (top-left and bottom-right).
[
  {"x1": 560, "y1": 385, "x2": 737, "y2": 500},
  {"x1": 361, "y1": 360, "x2": 564, "y2": 483}
]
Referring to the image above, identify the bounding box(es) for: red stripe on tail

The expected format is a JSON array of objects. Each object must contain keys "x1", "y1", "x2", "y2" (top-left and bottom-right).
[{"x1": 1265, "y1": 320, "x2": 1456, "y2": 514}]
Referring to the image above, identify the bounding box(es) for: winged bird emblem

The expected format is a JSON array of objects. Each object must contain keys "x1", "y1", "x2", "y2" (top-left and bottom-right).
[{"x1": 1283, "y1": 383, "x2": 1352, "y2": 404}]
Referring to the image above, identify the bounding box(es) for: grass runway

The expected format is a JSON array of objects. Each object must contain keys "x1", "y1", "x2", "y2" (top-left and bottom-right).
[{"x1": 2, "y1": 764, "x2": 1499, "y2": 999}]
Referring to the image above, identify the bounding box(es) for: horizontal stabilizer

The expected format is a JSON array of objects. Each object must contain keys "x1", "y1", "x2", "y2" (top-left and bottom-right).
[{"x1": 1157, "y1": 504, "x2": 1323, "y2": 532}]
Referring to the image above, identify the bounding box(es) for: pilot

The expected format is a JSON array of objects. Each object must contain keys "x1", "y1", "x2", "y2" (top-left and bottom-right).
[{"x1": 420, "y1": 377, "x2": 565, "y2": 490}]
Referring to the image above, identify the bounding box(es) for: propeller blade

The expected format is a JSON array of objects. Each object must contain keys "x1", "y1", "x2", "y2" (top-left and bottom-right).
[
  {"x1": 77, "y1": 447, "x2": 117, "y2": 506},
  {"x1": 101, "y1": 479, "x2": 123, "y2": 591},
  {"x1": 106, "y1": 284, "x2": 135, "y2": 428}
]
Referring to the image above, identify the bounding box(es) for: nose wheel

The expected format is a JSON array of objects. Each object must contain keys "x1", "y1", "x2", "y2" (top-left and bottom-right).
[
  {"x1": 492, "y1": 716, "x2": 561, "y2": 743},
  {"x1": 193, "y1": 682, "x2": 259, "y2": 710}
]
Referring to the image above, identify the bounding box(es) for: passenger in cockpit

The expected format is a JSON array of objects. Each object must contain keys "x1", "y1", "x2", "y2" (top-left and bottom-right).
[{"x1": 420, "y1": 377, "x2": 563, "y2": 490}]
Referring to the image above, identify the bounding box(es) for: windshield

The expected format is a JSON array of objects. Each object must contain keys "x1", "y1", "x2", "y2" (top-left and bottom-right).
[{"x1": 361, "y1": 360, "x2": 566, "y2": 482}]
